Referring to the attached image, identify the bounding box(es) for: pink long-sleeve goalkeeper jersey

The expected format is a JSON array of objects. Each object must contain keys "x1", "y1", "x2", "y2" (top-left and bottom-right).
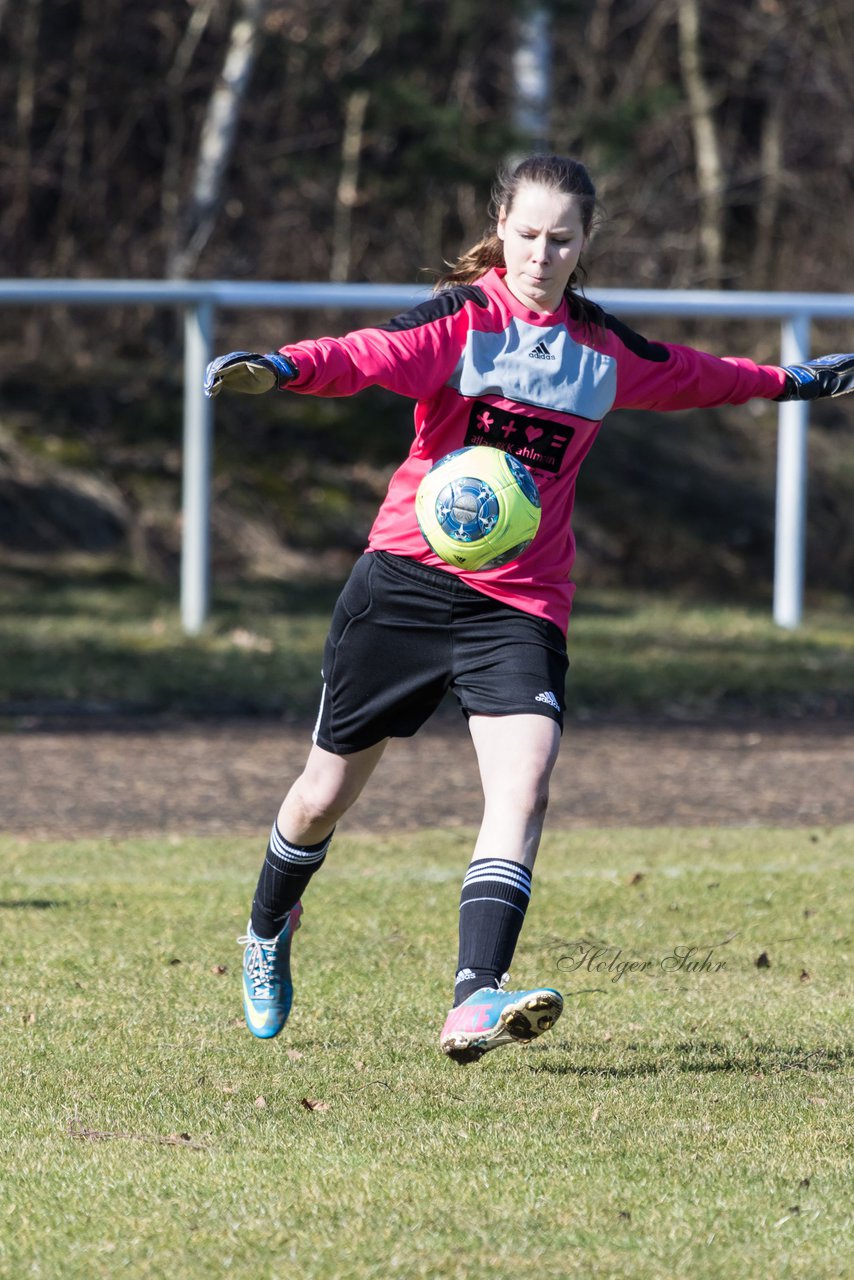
[{"x1": 280, "y1": 267, "x2": 788, "y2": 634}]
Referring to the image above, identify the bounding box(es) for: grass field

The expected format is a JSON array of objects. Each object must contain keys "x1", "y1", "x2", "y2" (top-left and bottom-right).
[
  {"x1": 2, "y1": 826, "x2": 852, "y2": 1279},
  {"x1": 1, "y1": 561, "x2": 853, "y2": 718}
]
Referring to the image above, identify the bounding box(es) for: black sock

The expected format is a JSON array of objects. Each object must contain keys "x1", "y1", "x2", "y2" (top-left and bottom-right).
[
  {"x1": 453, "y1": 858, "x2": 532, "y2": 1005},
  {"x1": 250, "y1": 822, "x2": 333, "y2": 939}
]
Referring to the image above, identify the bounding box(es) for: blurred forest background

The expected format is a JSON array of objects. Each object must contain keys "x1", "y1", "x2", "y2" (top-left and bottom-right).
[{"x1": 1, "y1": 0, "x2": 853, "y2": 598}]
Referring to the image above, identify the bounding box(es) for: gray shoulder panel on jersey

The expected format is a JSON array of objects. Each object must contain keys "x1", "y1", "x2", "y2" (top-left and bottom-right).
[{"x1": 448, "y1": 319, "x2": 617, "y2": 420}]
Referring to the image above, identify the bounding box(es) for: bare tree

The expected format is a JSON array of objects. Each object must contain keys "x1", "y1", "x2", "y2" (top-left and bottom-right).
[
  {"x1": 161, "y1": 0, "x2": 219, "y2": 247},
  {"x1": 512, "y1": 5, "x2": 552, "y2": 155},
  {"x1": 3, "y1": 0, "x2": 41, "y2": 259},
  {"x1": 676, "y1": 0, "x2": 725, "y2": 284},
  {"x1": 168, "y1": 0, "x2": 268, "y2": 278},
  {"x1": 330, "y1": 87, "x2": 371, "y2": 282}
]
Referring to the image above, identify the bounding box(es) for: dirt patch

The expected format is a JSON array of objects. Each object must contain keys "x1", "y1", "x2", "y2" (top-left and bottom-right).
[{"x1": 3, "y1": 715, "x2": 853, "y2": 839}]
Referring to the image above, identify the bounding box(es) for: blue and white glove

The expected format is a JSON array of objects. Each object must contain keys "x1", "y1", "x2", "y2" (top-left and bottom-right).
[
  {"x1": 204, "y1": 351, "x2": 297, "y2": 399},
  {"x1": 777, "y1": 353, "x2": 854, "y2": 402}
]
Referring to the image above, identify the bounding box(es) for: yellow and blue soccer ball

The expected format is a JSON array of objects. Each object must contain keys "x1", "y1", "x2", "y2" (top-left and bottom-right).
[{"x1": 415, "y1": 445, "x2": 542, "y2": 572}]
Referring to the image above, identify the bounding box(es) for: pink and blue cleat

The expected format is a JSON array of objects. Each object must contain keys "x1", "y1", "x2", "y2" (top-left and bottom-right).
[
  {"x1": 440, "y1": 982, "x2": 564, "y2": 1063},
  {"x1": 238, "y1": 902, "x2": 303, "y2": 1039}
]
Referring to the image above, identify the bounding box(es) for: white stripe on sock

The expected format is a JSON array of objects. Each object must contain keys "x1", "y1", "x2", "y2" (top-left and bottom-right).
[
  {"x1": 461, "y1": 871, "x2": 532, "y2": 897},
  {"x1": 462, "y1": 863, "x2": 531, "y2": 894},
  {"x1": 268, "y1": 824, "x2": 331, "y2": 865},
  {"x1": 464, "y1": 858, "x2": 531, "y2": 882},
  {"x1": 458, "y1": 894, "x2": 528, "y2": 916}
]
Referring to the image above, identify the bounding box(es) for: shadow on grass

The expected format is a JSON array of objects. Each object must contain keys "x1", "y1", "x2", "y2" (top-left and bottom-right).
[
  {"x1": 3, "y1": 561, "x2": 854, "y2": 719},
  {"x1": 0, "y1": 899, "x2": 70, "y2": 910},
  {"x1": 0, "y1": 563, "x2": 345, "y2": 622},
  {"x1": 526, "y1": 1039, "x2": 852, "y2": 1077},
  {"x1": 0, "y1": 632, "x2": 323, "y2": 714},
  {"x1": 0, "y1": 562, "x2": 348, "y2": 714}
]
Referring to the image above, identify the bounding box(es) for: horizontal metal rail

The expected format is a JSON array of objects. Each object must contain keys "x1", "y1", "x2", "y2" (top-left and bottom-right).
[
  {"x1": 3, "y1": 278, "x2": 854, "y2": 318},
  {"x1": 3, "y1": 278, "x2": 853, "y2": 632}
]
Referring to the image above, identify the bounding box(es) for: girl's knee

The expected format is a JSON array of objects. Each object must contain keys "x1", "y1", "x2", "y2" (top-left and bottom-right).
[{"x1": 286, "y1": 761, "x2": 368, "y2": 826}]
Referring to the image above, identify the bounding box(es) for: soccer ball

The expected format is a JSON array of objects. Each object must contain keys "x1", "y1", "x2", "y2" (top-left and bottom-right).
[{"x1": 415, "y1": 445, "x2": 542, "y2": 571}]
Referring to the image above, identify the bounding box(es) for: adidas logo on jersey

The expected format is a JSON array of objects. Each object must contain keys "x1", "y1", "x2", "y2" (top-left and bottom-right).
[
  {"x1": 529, "y1": 340, "x2": 555, "y2": 361},
  {"x1": 535, "y1": 690, "x2": 561, "y2": 710}
]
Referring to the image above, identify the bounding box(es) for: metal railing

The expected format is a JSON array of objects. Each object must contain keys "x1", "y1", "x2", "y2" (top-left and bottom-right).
[{"x1": 2, "y1": 278, "x2": 853, "y2": 633}]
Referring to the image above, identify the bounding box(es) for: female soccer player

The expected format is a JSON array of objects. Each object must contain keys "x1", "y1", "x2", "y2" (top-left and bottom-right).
[{"x1": 205, "y1": 154, "x2": 854, "y2": 1063}]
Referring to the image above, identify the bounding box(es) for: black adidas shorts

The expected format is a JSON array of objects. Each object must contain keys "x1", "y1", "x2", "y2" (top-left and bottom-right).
[{"x1": 312, "y1": 550, "x2": 569, "y2": 755}]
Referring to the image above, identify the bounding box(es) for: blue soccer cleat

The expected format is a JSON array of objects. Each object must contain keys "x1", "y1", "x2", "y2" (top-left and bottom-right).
[
  {"x1": 440, "y1": 981, "x2": 563, "y2": 1063},
  {"x1": 238, "y1": 902, "x2": 303, "y2": 1039}
]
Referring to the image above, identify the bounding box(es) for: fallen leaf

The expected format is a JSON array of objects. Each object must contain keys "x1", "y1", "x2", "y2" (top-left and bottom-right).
[
  {"x1": 591, "y1": 1106, "x2": 601, "y2": 1125},
  {"x1": 168, "y1": 958, "x2": 182, "y2": 966},
  {"x1": 210, "y1": 964, "x2": 228, "y2": 975},
  {"x1": 808, "y1": 1096, "x2": 827, "y2": 1106},
  {"x1": 628, "y1": 872, "x2": 644, "y2": 885},
  {"x1": 300, "y1": 1097, "x2": 330, "y2": 1112},
  {"x1": 254, "y1": 1096, "x2": 267, "y2": 1109},
  {"x1": 755, "y1": 952, "x2": 771, "y2": 969},
  {"x1": 285, "y1": 1049, "x2": 304, "y2": 1062},
  {"x1": 799, "y1": 969, "x2": 811, "y2": 982},
  {"x1": 799, "y1": 1177, "x2": 811, "y2": 1190},
  {"x1": 23, "y1": 1012, "x2": 36, "y2": 1025}
]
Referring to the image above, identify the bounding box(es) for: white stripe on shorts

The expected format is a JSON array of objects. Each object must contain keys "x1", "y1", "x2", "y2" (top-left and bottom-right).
[{"x1": 312, "y1": 680, "x2": 327, "y2": 745}]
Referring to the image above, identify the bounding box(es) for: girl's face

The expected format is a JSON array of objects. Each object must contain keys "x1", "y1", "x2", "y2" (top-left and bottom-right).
[{"x1": 497, "y1": 183, "x2": 588, "y2": 314}]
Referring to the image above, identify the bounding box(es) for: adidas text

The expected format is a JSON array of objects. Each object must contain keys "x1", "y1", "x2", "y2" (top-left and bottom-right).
[{"x1": 529, "y1": 341, "x2": 555, "y2": 361}]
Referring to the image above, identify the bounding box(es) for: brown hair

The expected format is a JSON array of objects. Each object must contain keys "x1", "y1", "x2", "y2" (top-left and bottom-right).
[{"x1": 437, "y1": 154, "x2": 601, "y2": 324}]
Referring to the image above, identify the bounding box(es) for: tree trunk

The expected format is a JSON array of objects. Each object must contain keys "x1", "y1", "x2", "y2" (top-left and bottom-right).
[
  {"x1": 512, "y1": 5, "x2": 552, "y2": 155},
  {"x1": 676, "y1": 0, "x2": 724, "y2": 284},
  {"x1": 3, "y1": 0, "x2": 41, "y2": 257},
  {"x1": 752, "y1": 90, "x2": 785, "y2": 289},
  {"x1": 580, "y1": 0, "x2": 612, "y2": 115},
  {"x1": 330, "y1": 87, "x2": 370, "y2": 283},
  {"x1": 168, "y1": 0, "x2": 268, "y2": 279},
  {"x1": 161, "y1": 0, "x2": 218, "y2": 251}
]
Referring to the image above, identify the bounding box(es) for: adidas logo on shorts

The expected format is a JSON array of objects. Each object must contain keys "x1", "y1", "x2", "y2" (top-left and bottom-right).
[{"x1": 535, "y1": 690, "x2": 561, "y2": 710}]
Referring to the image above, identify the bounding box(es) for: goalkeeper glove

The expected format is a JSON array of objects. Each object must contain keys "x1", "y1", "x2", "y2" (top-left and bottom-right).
[
  {"x1": 204, "y1": 351, "x2": 297, "y2": 399},
  {"x1": 777, "y1": 353, "x2": 854, "y2": 401}
]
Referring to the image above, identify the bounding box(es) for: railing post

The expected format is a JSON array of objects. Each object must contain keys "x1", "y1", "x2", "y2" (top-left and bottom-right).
[
  {"x1": 773, "y1": 314, "x2": 811, "y2": 629},
  {"x1": 181, "y1": 300, "x2": 214, "y2": 634}
]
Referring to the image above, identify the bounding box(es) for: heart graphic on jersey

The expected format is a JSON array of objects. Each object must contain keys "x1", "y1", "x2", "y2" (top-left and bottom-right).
[{"x1": 464, "y1": 401, "x2": 576, "y2": 473}]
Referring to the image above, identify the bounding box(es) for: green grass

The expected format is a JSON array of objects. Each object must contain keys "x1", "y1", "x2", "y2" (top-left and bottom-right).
[
  {"x1": 1, "y1": 562, "x2": 853, "y2": 718},
  {"x1": 1, "y1": 827, "x2": 852, "y2": 1278}
]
